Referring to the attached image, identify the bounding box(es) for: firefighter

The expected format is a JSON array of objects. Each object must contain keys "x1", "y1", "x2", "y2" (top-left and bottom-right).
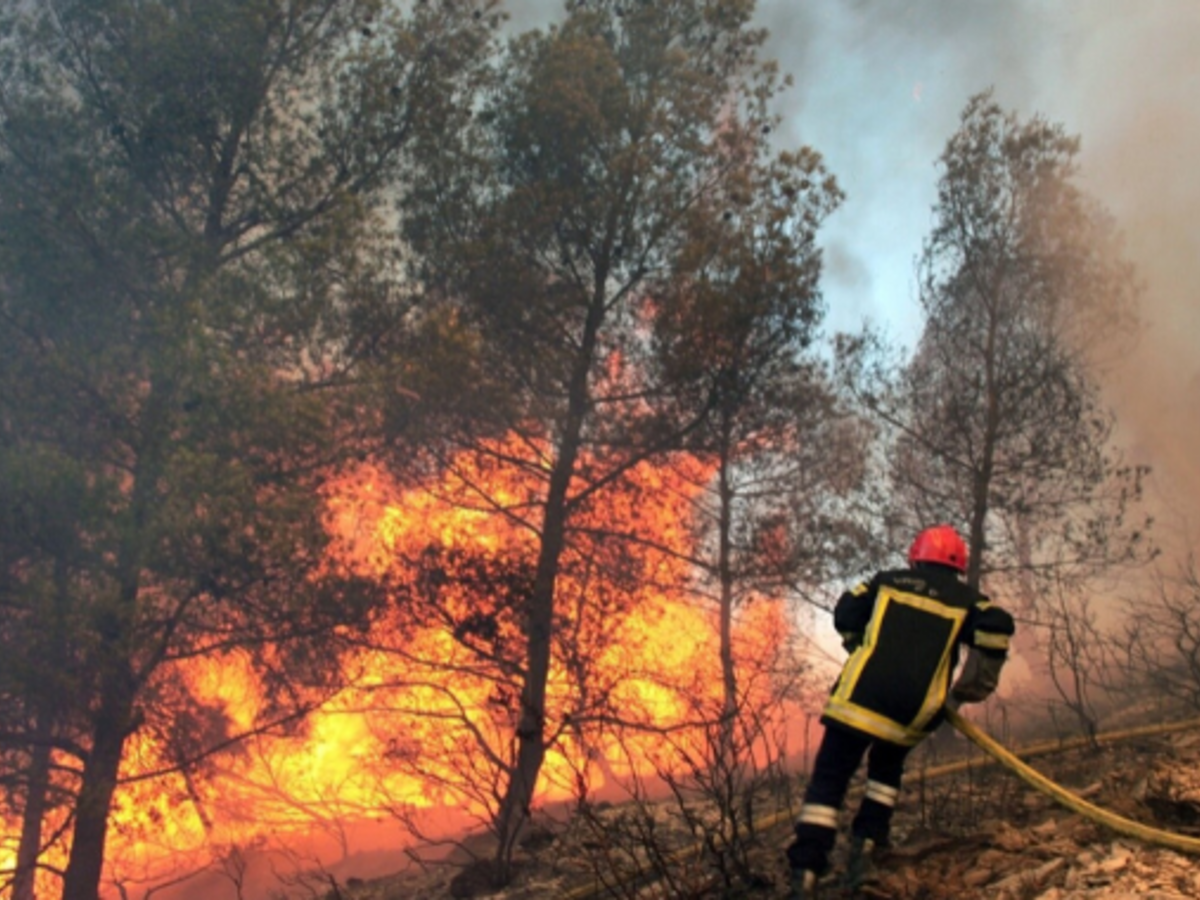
[{"x1": 786, "y1": 524, "x2": 1015, "y2": 898}]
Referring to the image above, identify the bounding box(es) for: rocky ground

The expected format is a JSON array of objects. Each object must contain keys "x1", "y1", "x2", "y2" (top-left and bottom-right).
[{"x1": 330, "y1": 723, "x2": 1200, "y2": 900}]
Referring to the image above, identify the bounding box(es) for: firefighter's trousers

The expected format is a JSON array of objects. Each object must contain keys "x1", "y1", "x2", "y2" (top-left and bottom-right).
[{"x1": 786, "y1": 721, "x2": 912, "y2": 875}]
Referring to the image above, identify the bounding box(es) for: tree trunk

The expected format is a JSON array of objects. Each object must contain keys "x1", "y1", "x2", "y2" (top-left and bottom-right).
[
  {"x1": 492, "y1": 499, "x2": 563, "y2": 872},
  {"x1": 60, "y1": 674, "x2": 135, "y2": 900},
  {"x1": 967, "y1": 309, "x2": 1001, "y2": 591},
  {"x1": 16, "y1": 559, "x2": 74, "y2": 900},
  {"x1": 492, "y1": 293, "x2": 603, "y2": 880},
  {"x1": 716, "y1": 431, "x2": 738, "y2": 757},
  {"x1": 13, "y1": 741, "x2": 51, "y2": 900},
  {"x1": 60, "y1": 368, "x2": 165, "y2": 900},
  {"x1": 967, "y1": 479, "x2": 988, "y2": 591}
]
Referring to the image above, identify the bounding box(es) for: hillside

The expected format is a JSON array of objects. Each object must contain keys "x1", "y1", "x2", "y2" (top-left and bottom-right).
[{"x1": 329, "y1": 719, "x2": 1200, "y2": 900}]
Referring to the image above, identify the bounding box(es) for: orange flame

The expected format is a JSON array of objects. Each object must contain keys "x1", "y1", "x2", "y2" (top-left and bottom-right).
[{"x1": 7, "y1": 437, "x2": 797, "y2": 897}]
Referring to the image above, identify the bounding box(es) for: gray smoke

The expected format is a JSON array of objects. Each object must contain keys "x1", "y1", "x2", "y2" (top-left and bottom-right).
[{"x1": 1068, "y1": 5, "x2": 1200, "y2": 541}]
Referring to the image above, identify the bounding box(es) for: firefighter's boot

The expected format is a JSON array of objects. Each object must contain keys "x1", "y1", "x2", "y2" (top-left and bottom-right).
[
  {"x1": 844, "y1": 836, "x2": 877, "y2": 892},
  {"x1": 788, "y1": 867, "x2": 819, "y2": 899}
]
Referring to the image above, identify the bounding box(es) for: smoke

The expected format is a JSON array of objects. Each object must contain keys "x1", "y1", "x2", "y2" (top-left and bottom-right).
[
  {"x1": 754, "y1": 0, "x2": 1200, "y2": 554},
  {"x1": 757, "y1": 0, "x2": 1060, "y2": 344},
  {"x1": 1065, "y1": 4, "x2": 1200, "y2": 545}
]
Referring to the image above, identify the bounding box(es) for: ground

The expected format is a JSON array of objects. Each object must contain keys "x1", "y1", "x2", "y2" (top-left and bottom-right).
[{"x1": 329, "y1": 723, "x2": 1200, "y2": 900}]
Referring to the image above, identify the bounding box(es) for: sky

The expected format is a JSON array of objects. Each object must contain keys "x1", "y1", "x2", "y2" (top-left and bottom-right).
[{"x1": 505, "y1": 0, "x2": 1200, "y2": 543}]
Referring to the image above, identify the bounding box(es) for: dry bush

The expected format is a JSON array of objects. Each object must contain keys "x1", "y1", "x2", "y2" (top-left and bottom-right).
[
  {"x1": 1111, "y1": 557, "x2": 1200, "y2": 715},
  {"x1": 564, "y1": 658, "x2": 805, "y2": 899}
]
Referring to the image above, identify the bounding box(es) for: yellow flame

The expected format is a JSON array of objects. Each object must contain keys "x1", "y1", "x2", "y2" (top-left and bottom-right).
[{"x1": 7, "y1": 436, "x2": 796, "y2": 895}]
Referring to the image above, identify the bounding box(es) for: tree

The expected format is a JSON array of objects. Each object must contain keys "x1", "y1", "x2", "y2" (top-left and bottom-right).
[
  {"x1": 396, "y1": 0, "x2": 840, "y2": 882},
  {"x1": 647, "y1": 128, "x2": 847, "y2": 739},
  {"x1": 0, "y1": 448, "x2": 101, "y2": 900},
  {"x1": 839, "y1": 90, "x2": 1151, "y2": 598},
  {"x1": 1043, "y1": 573, "x2": 1109, "y2": 744},
  {"x1": 0, "y1": 2, "x2": 491, "y2": 897},
  {"x1": 653, "y1": 226, "x2": 872, "y2": 753}
]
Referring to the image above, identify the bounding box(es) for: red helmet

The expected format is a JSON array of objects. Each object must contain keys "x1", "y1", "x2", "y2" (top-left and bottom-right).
[{"x1": 908, "y1": 525, "x2": 967, "y2": 572}]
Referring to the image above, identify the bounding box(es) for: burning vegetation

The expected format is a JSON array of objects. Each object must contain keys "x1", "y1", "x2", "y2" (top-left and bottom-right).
[
  {"x1": 0, "y1": 2, "x2": 1190, "y2": 900},
  {"x1": 2, "y1": 440, "x2": 806, "y2": 899}
]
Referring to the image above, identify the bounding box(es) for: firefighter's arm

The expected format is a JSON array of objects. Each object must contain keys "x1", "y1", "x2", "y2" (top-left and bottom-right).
[
  {"x1": 833, "y1": 576, "x2": 876, "y2": 653},
  {"x1": 952, "y1": 604, "x2": 1016, "y2": 705}
]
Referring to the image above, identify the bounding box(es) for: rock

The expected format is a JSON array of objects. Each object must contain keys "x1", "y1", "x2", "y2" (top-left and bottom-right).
[
  {"x1": 552, "y1": 855, "x2": 592, "y2": 875},
  {"x1": 991, "y1": 822, "x2": 1027, "y2": 852},
  {"x1": 990, "y1": 857, "x2": 1065, "y2": 895},
  {"x1": 1029, "y1": 838, "x2": 1081, "y2": 860},
  {"x1": 1030, "y1": 818, "x2": 1060, "y2": 838},
  {"x1": 1095, "y1": 843, "x2": 1134, "y2": 873},
  {"x1": 974, "y1": 848, "x2": 1011, "y2": 869},
  {"x1": 961, "y1": 866, "x2": 993, "y2": 888}
]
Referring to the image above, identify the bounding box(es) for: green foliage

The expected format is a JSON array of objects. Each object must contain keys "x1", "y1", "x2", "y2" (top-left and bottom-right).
[
  {"x1": 0, "y1": 0, "x2": 494, "y2": 895},
  {"x1": 405, "y1": 0, "x2": 838, "y2": 453}
]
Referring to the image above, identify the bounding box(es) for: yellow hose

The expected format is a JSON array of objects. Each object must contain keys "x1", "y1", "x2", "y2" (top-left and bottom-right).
[
  {"x1": 945, "y1": 707, "x2": 1200, "y2": 855},
  {"x1": 923, "y1": 714, "x2": 1200, "y2": 781}
]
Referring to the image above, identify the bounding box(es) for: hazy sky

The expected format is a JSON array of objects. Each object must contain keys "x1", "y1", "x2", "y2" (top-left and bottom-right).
[
  {"x1": 756, "y1": 1, "x2": 1199, "y2": 346},
  {"x1": 748, "y1": 0, "x2": 1200, "y2": 677}
]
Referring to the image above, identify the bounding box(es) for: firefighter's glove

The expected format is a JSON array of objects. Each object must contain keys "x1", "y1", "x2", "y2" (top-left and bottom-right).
[
  {"x1": 950, "y1": 648, "x2": 1004, "y2": 705},
  {"x1": 839, "y1": 630, "x2": 863, "y2": 653}
]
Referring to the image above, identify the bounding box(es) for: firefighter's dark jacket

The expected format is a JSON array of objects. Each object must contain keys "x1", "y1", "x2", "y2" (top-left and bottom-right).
[{"x1": 822, "y1": 565, "x2": 1015, "y2": 747}]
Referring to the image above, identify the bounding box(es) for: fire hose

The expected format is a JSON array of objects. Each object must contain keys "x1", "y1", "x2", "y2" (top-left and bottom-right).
[{"x1": 944, "y1": 707, "x2": 1200, "y2": 855}]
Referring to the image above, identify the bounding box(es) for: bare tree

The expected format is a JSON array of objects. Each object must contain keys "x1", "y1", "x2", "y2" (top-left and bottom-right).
[
  {"x1": 1113, "y1": 558, "x2": 1200, "y2": 715},
  {"x1": 1043, "y1": 573, "x2": 1113, "y2": 745},
  {"x1": 566, "y1": 618, "x2": 809, "y2": 898}
]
